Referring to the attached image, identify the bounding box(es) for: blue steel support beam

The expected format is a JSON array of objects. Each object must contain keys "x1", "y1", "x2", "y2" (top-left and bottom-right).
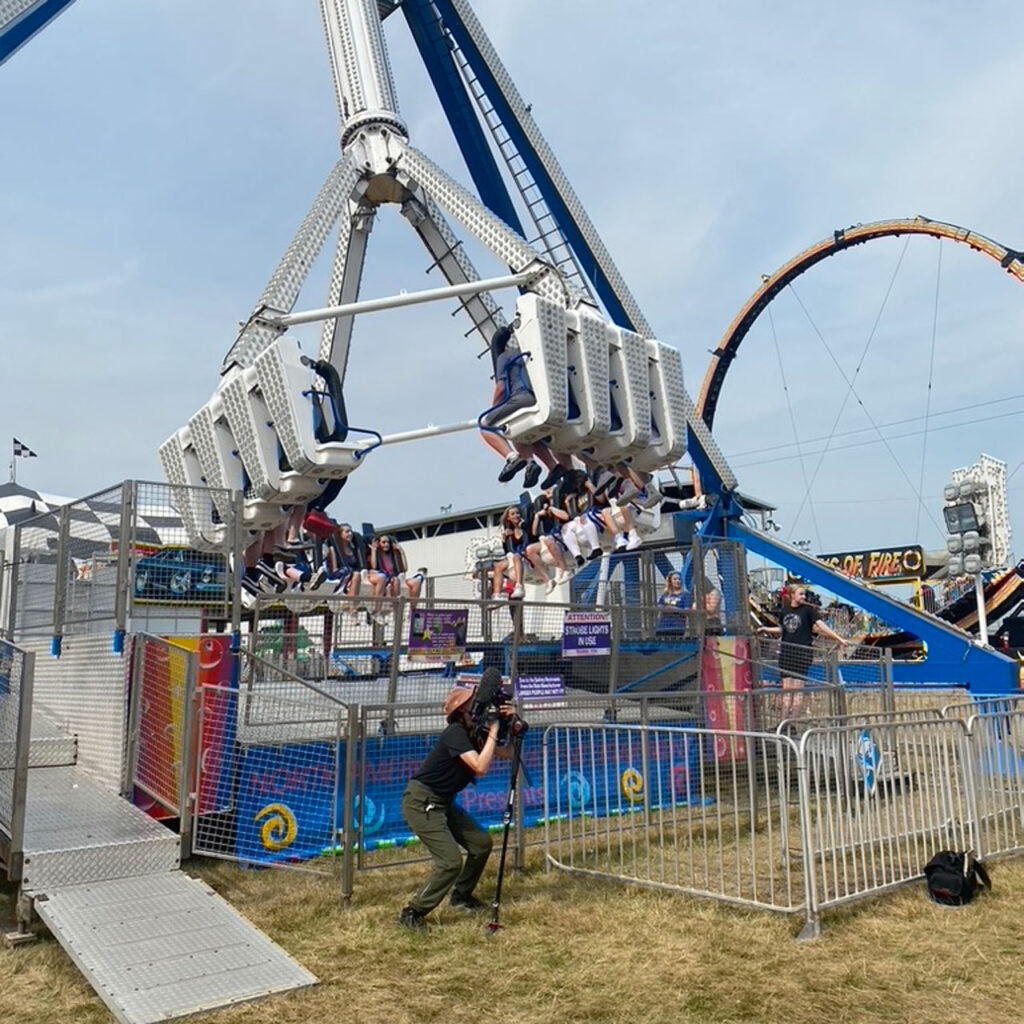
[
  {"x1": 432, "y1": 0, "x2": 636, "y2": 332},
  {"x1": 728, "y1": 519, "x2": 1016, "y2": 694},
  {"x1": 0, "y1": 0, "x2": 77, "y2": 66},
  {"x1": 402, "y1": 0, "x2": 524, "y2": 234}
]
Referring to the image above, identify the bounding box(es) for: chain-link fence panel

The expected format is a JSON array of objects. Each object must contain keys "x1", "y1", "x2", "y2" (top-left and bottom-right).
[
  {"x1": 60, "y1": 484, "x2": 126, "y2": 636},
  {"x1": 191, "y1": 650, "x2": 352, "y2": 877},
  {"x1": 18, "y1": 634, "x2": 128, "y2": 791},
  {"x1": 8, "y1": 508, "x2": 61, "y2": 639},
  {"x1": 0, "y1": 639, "x2": 33, "y2": 880},
  {"x1": 130, "y1": 480, "x2": 238, "y2": 637},
  {"x1": 125, "y1": 635, "x2": 195, "y2": 817}
]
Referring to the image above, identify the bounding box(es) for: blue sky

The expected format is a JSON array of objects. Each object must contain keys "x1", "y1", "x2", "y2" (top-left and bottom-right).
[{"x1": 2, "y1": 1, "x2": 1023, "y2": 558}]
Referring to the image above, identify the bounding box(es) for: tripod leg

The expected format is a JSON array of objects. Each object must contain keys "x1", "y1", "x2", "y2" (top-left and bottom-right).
[{"x1": 488, "y1": 733, "x2": 523, "y2": 933}]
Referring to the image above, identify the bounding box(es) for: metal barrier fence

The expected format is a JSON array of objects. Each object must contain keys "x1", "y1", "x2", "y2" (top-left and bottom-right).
[
  {"x1": 124, "y1": 635, "x2": 196, "y2": 827},
  {"x1": 191, "y1": 648, "x2": 357, "y2": 891},
  {"x1": 18, "y1": 634, "x2": 129, "y2": 791},
  {"x1": 964, "y1": 704, "x2": 1024, "y2": 859},
  {"x1": 798, "y1": 717, "x2": 975, "y2": 934},
  {"x1": 0, "y1": 639, "x2": 34, "y2": 881},
  {"x1": 4, "y1": 480, "x2": 240, "y2": 645},
  {"x1": 540, "y1": 709, "x2": 1024, "y2": 936},
  {"x1": 352, "y1": 693, "x2": 700, "y2": 872},
  {"x1": 544, "y1": 723, "x2": 805, "y2": 916}
]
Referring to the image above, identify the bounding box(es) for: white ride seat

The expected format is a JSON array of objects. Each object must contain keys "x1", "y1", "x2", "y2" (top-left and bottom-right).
[
  {"x1": 157, "y1": 436, "x2": 228, "y2": 552},
  {"x1": 488, "y1": 294, "x2": 568, "y2": 446},
  {"x1": 185, "y1": 404, "x2": 286, "y2": 532},
  {"x1": 218, "y1": 371, "x2": 323, "y2": 506},
  {"x1": 253, "y1": 339, "x2": 367, "y2": 479},
  {"x1": 587, "y1": 326, "x2": 651, "y2": 464},
  {"x1": 629, "y1": 341, "x2": 688, "y2": 473},
  {"x1": 546, "y1": 307, "x2": 611, "y2": 453}
]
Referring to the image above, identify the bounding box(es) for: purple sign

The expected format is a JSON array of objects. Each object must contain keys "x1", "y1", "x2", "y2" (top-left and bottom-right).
[
  {"x1": 562, "y1": 612, "x2": 612, "y2": 658},
  {"x1": 408, "y1": 608, "x2": 469, "y2": 658},
  {"x1": 516, "y1": 675, "x2": 566, "y2": 703}
]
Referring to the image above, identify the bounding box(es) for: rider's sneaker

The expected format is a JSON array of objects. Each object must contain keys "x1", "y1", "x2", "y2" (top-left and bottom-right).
[{"x1": 497, "y1": 455, "x2": 528, "y2": 483}]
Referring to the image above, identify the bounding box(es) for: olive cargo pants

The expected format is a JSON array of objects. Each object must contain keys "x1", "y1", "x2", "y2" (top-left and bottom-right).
[{"x1": 402, "y1": 779, "x2": 493, "y2": 914}]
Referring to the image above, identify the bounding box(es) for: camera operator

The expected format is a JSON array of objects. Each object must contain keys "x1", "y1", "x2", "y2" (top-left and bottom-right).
[{"x1": 398, "y1": 685, "x2": 511, "y2": 930}]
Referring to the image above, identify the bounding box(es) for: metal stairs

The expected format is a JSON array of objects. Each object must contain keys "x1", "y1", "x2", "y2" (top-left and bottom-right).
[{"x1": 8, "y1": 707, "x2": 316, "y2": 1024}]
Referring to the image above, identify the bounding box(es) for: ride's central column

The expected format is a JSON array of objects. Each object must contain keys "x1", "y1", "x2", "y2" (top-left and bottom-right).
[{"x1": 320, "y1": 0, "x2": 408, "y2": 147}]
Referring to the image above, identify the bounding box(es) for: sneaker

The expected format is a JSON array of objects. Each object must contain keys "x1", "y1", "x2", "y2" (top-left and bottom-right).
[
  {"x1": 398, "y1": 906, "x2": 427, "y2": 931},
  {"x1": 509, "y1": 584, "x2": 524, "y2": 599},
  {"x1": 523, "y1": 461, "x2": 542, "y2": 488},
  {"x1": 575, "y1": 555, "x2": 586, "y2": 568},
  {"x1": 540, "y1": 464, "x2": 566, "y2": 490},
  {"x1": 587, "y1": 550, "x2": 603, "y2": 562},
  {"x1": 614, "y1": 535, "x2": 628, "y2": 551},
  {"x1": 555, "y1": 569, "x2": 571, "y2": 585},
  {"x1": 449, "y1": 894, "x2": 486, "y2": 913},
  {"x1": 497, "y1": 455, "x2": 528, "y2": 483},
  {"x1": 625, "y1": 530, "x2": 641, "y2": 551},
  {"x1": 309, "y1": 566, "x2": 328, "y2": 590},
  {"x1": 544, "y1": 577, "x2": 557, "y2": 595},
  {"x1": 240, "y1": 588, "x2": 257, "y2": 610}
]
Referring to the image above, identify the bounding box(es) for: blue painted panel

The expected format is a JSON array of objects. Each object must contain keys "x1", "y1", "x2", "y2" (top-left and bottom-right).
[
  {"x1": 402, "y1": 0, "x2": 523, "y2": 232},
  {"x1": 1, "y1": 0, "x2": 78, "y2": 66}
]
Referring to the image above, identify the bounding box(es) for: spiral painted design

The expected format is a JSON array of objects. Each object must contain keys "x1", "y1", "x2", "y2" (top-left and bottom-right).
[
  {"x1": 620, "y1": 768, "x2": 645, "y2": 804},
  {"x1": 561, "y1": 771, "x2": 591, "y2": 810},
  {"x1": 353, "y1": 795, "x2": 387, "y2": 835},
  {"x1": 256, "y1": 802, "x2": 298, "y2": 851}
]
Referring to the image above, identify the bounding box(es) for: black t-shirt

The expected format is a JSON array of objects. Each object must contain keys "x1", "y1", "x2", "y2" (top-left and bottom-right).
[
  {"x1": 413, "y1": 722, "x2": 477, "y2": 800},
  {"x1": 780, "y1": 604, "x2": 820, "y2": 648}
]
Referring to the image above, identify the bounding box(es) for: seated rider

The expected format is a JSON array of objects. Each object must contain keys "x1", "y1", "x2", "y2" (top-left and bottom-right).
[
  {"x1": 491, "y1": 507, "x2": 527, "y2": 600},
  {"x1": 310, "y1": 522, "x2": 365, "y2": 599},
  {"x1": 555, "y1": 468, "x2": 602, "y2": 565},
  {"x1": 479, "y1": 315, "x2": 570, "y2": 490},
  {"x1": 529, "y1": 489, "x2": 573, "y2": 586}
]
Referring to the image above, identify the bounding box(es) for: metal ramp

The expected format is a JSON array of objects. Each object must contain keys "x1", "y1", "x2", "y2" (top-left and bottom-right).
[
  {"x1": 34, "y1": 874, "x2": 316, "y2": 1024},
  {"x1": 15, "y1": 715, "x2": 316, "y2": 1023}
]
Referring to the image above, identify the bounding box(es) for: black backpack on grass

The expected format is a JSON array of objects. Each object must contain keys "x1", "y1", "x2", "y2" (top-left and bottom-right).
[{"x1": 924, "y1": 850, "x2": 992, "y2": 906}]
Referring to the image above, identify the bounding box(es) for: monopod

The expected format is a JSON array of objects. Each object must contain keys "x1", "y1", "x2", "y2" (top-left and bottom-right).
[{"x1": 487, "y1": 728, "x2": 525, "y2": 934}]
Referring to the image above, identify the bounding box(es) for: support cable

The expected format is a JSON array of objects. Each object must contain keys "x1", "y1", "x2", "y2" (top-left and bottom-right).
[
  {"x1": 767, "y1": 303, "x2": 822, "y2": 550},
  {"x1": 727, "y1": 392, "x2": 1024, "y2": 460},
  {"x1": 730, "y1": 406, "x2": 1024, "y2": 468},
  {"x1": 786, "y1": 238, "x2": 946, "y2": 538},
  {"x1": 914, "y1": 241, "x2": 943, "y2": 538}
]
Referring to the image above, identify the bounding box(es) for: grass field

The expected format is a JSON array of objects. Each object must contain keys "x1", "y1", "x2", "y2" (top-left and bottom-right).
[{"x1": 3, "y1": 849, "x2": 1024, "y2": 1024}]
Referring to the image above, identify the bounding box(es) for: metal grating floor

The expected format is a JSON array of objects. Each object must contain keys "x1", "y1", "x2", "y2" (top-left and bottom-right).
[
  {"x1": 34, "y1": 873, "x2": 317, "y2": 1024},
  {"x1": 20, "y1": 766, "x2": 180, "y2": 891}
]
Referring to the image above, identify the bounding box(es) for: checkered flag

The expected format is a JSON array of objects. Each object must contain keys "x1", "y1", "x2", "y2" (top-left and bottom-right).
[{"x1": 13, "y1": 438, "x2": 37, "y2": 459}]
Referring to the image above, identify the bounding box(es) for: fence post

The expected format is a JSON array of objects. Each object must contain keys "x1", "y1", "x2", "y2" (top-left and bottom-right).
[
  {"x1": 122, "y1": 635, "x2": 145, "y2": 797},
  {"x1": 607, "y1": 603, "x2": 622, "y2": 696},
  {"x1": 340, "y1": 703, "x2": 359, "y2": 902},
  {"x1": 881, "y1": 649, "x2": 896, "y2": 714},
  {"x1": 383, "y1": 600, "x2": 404, "y2": 731},
  {"x1": 51, "y1": 504, "x2": 70, "y2": 657},
  {"x1": 8, "y1": 648, "x2": 35, "y2": 884},
  {"x1": 113, "y1": 482, "x2": 134, "y2": 652},
  {"x1": 177, "y1": 646, "x2": 199, "y2": 859},
  {"x1": 6, "y1": 526, "x2": 21, "y2": 639},
  {"x1": 794, "y1": 733, "x2": 822, "y2": 941}
]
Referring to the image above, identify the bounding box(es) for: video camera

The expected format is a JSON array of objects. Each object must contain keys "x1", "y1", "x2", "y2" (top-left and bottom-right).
[{"x1": 470, "y1": 667, "x2": 528, "y2": 746}]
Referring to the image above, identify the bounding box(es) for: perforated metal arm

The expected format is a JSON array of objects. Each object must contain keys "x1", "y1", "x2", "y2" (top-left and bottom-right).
[{"x1": 221, "y1": 155, "x2": 362, "y2": 373}]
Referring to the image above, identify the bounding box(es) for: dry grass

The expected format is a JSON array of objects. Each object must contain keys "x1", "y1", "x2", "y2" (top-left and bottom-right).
[{"x1": 3, "y1": 849, "x2": 1024, "y2": 1024}]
